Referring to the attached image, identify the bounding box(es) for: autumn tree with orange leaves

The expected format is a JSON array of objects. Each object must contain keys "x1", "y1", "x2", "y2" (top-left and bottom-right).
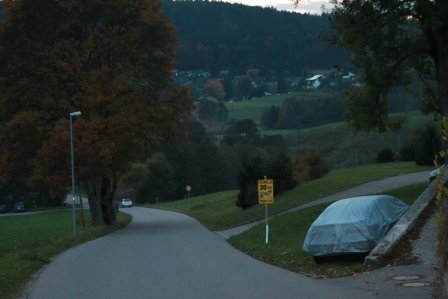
[{"x1": 0, "y1": 0, "x2": 194, "y2": 225}]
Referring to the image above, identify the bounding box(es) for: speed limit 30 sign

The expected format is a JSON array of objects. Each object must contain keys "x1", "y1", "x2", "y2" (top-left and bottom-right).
[{"x1": 258, "y1": 179, "x2": 274, "y2": 204}]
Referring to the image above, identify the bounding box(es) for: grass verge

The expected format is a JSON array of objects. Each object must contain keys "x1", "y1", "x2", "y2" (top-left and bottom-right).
[
  {"x1": 0, "y1": 210, "x2": 132, "y2": 299},
  {"x1": 152, "y1": 162, "x2": 431, "y2": 230},
  {"x1": 228, "y1": 182, "x2": 430, "y2": 278}
]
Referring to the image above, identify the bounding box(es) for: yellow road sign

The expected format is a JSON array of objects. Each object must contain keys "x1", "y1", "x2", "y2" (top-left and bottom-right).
[{"x1": 258, "y1": 179, "x2": 274, "y2": 204}]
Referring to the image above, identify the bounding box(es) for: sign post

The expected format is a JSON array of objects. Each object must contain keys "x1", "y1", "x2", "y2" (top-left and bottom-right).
[
  {"x1": 186, "y1": 185, "x2": 192, "y2": 210},
  {"x1": 258, "y1": 177, "x2": 274, "y2": 244}
]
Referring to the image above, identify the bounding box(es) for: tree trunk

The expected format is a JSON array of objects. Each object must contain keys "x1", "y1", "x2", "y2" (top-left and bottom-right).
[
  {"x1": 86, "y1": 175, "x2": 117, "y2": 226},
  {"x1": 100, "y1": 176, "x2": 116, "y2": 225},
  {"x1": 87, "y1": 181, "x2": 104, "y2": 226},
  {"x1": 437, "y1": 41, "x2": 448, "y2": 118},
  {"x1": 434, "y1": 17, "x2": 448, "y2": 155}
]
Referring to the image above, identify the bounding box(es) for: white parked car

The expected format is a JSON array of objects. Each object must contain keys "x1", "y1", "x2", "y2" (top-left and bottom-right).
[
  {"x1": 120, "y1": 198, "x2": 133, "y2": 208},
  {"x1": 429, "y1": 164, "x2": 446, "y2": 182}
]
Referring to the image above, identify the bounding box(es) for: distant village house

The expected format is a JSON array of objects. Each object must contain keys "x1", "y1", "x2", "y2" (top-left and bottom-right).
[{"x1": 305, "y1": 74, "x2": 324, "y2": 89}]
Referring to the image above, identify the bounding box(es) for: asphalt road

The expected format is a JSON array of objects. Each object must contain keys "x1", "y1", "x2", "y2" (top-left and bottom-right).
[{"x1": 22, "y1": 204, "x2": 433, "y2": 299}]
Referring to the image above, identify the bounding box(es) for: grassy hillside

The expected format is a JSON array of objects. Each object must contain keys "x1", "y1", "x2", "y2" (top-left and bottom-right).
[
  {"x1": 225, "y1": 91, "x2": 334, "y2": 122},
  {"x1": 151, "y1": 162, "x2": 431, "y2": 231},
  {"x1": 264, "y1": 111, "x2": 435, "y2": 167},
  {"x1": 224, "y1": 92, "x2": 436, "y2": 167}
]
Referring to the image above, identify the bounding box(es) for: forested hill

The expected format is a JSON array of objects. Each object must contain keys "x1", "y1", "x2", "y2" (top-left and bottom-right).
[
  {"x1": 0, "y1": 2, "x2": 346, "y2": 76},
  {"x1": 162, "y1": 0, "x2": 347, "y2": 75}
]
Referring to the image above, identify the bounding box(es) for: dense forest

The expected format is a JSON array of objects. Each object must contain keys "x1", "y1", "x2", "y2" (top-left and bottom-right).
[
  {"x1": 162, "y1": 0, "x2": 347, "y2": 75},
  {"x1": 0, "y1": 1, "x2": 347, "y2": 76}
]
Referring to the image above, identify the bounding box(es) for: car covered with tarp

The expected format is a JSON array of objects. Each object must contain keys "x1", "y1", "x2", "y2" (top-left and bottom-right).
[{"x1": 303, "y1": 195, "x2": 408, "y2": 261}]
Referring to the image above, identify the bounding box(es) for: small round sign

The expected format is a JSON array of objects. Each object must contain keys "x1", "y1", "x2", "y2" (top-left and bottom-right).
[{"x1": 186, "y1": 185, "x2": 192, "y2": 192}]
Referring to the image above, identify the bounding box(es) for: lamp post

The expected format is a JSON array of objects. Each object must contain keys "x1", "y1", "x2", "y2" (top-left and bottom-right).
[{"x1": 70, "y1": 111, "x2": 82, "y2": 236}]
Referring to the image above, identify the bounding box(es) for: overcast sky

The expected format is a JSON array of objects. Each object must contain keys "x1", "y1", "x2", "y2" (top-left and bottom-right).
[{"x1": 219, "y1": 0, "x2": 334, "y2": 14}]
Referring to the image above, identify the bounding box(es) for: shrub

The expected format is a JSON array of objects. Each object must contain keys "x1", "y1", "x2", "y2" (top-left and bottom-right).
[
  {"x1": 236, "y1": 182, "x2": 259, "y2": 210},
  {"x1": 266, "y1": 153, "x2": 297, "y2": 194},
  {"x1": 399, "y1": 143, "x2": 415, "y2": 161},
  {"x1": 295, "y1": 148, "x2": 329, "y2": 183},
  {"x1": 376, "y1": 148, "x2": 395, "y2": 163},
  {"x1": 259, "y1": 106, "x2": 279, "y2": 129},
  {"x1": 235, "y1": 156, "x2": 265, "y2": 209},
  {"x1": 413, "y1": 123, "x2": 440, "y2": 165},
  {"x1": 256, "y1": 135, "x2": 287, "y2": 153},
  {"x1": 221, "y1": 119, "x2": 259, "y2": 145},
  {"x1": 235, "y1": 153, "x2": 297, "y2": 210}
]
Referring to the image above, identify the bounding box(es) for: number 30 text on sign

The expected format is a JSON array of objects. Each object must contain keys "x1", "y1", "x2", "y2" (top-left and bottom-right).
[{"x1": 258, "y1": 179, "x2": 274, "y2": 204}]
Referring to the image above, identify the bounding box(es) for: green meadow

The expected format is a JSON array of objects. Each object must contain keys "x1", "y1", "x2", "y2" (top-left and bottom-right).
[
  {"x1": 0, "y1": 210, "x2": 132, "y2": 299},
  {"x1": 152, "y1": 162, "x2": 431, "y2": 231},
  {"x1": 226, "y1": 91, "x2": 436, "y2": 167}
]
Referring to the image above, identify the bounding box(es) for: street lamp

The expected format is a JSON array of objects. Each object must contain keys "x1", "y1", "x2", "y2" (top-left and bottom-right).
[{"x1": 70, "y1": 111, "x2": 82, "y2": 236}]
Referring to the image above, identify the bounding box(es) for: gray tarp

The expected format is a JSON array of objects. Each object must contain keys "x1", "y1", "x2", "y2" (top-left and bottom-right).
[{"x1": 303, "y1": 195, "x2": 409, "y2": 257}]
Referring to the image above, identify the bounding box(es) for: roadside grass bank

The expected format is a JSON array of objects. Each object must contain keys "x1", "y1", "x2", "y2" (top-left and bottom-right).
[
  {"x1": 228, "y1": 182, "x2": 430, "y2": 278},
  {"x1": 152, "y1": 162, "x2": 431, "y2": 231},
  {"x1": 263, "y1": 112, "x2": 434, "y2": 168},
  {"x1": 0, "y1": 210, "x2": 132, "y2": 299}
]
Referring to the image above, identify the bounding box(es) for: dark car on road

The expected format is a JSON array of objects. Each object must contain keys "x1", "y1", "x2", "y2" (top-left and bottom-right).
[
  {"x1": 0, "y1": 203, "x2": 6, "y2": 213},
  {"x1": 13, "y1": 202, "x2": 26, "y2": 213}
]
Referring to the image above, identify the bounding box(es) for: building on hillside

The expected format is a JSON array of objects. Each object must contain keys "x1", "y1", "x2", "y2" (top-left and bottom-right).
[
  {"x1": 341, "y1": 72, "x2": 361, "y2": 88},
  {"x1": 342, "y1": 72, "x2": 356, "y2": 83},
  {"x1": 266, "y1": 81, "x2": 278, "y2": 93},
  {"x1": 253, "y1": 77, "x2": 266, "y2": 89},
  {"x1": 247, "y1": 68, "x2": 260, "y2": 79},
  {"x1": 218, "y1": 70, "x2": 230, "y2": 79},
  {"x1": 173, "y1": 70, "x2": 212, "y2": 84},
  {"x1": 305, "y1": 74, "x2": 324, "y2": 89}
]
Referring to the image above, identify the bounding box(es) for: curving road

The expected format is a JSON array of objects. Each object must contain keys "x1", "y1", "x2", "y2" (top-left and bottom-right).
[{"x1": 22, "y1": 204, "x2": 433, "y2": 298}]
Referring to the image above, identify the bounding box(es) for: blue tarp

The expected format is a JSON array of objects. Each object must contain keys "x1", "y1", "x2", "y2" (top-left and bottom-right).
[{"x1": 303, "y1": 195, "x2": 409, "y2": 257}]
